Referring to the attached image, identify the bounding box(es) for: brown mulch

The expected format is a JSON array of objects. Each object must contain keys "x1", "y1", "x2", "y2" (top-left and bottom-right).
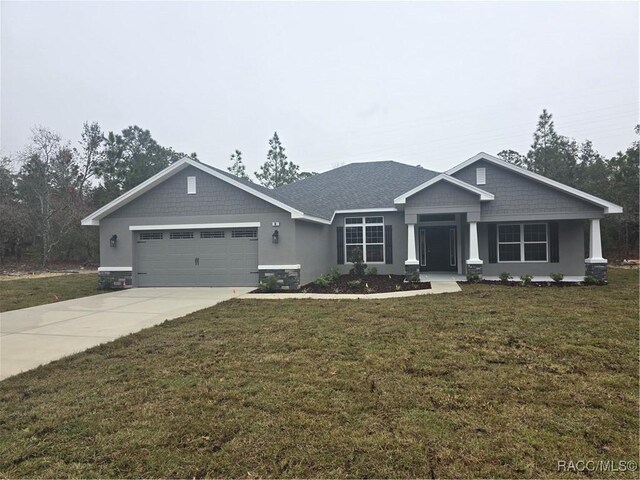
[{"x1": 256, "y1": 275, "x2": 431, "y2": 294}]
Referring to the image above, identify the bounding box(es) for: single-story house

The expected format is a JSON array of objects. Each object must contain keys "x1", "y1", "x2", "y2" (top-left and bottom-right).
[{"x1": 82, "y1": 152, "x2": 622, "y2": 289}]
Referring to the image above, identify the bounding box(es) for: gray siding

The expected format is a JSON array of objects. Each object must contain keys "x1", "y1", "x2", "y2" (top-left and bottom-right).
[
  {"x1": 452, "y1": 160, "x2": 605, "y2": 221},
  {"x1": 110, "y1": 166, "x2": 278, "y2": 218},
  {"x1": 406, "y1": 181, "x2": 479, "y2": 209},
  {"x1": 295, "y1": 221, "x2": 332, "y2": 284},
  {"x1": 330, "y1": 211, "x2": 407, "y2": 276}
]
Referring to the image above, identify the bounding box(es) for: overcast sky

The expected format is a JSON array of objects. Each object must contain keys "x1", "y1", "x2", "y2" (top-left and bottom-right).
[{"x1": 1, "y1": 1, "x2": 638, "y2": 175}]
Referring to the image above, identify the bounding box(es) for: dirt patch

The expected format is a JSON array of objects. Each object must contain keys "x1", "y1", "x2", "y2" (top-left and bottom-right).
[
  {"x1": 0, "y1": 269, "x2": 97, "y2": 281},
  {"x1": 466, "y1": 280, "x2": 587, "y2": 287},
  {"x1": 253, "y1": 274, "x2": 431, "y2": 294}
]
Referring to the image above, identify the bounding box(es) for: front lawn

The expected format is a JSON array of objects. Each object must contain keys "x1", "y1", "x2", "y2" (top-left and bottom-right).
[
  {"x1": 0, "y1": 269, "x2": 637, "y2": 478},
  {"x1": 0, "y1": 273, "x2": 103, "y2": 312}
]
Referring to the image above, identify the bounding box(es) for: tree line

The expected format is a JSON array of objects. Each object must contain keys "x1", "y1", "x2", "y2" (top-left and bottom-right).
[{"x1": 0, "y1": 112, "x2": 637, "y2": 268}]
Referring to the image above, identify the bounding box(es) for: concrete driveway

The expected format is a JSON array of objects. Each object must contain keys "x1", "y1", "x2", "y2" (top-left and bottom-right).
[{"x1": 0, "y1": 287, "x2": 251, "y2": 380}]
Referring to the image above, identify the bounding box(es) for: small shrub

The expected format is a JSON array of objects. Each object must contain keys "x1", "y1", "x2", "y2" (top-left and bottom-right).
[
  {"x1": 348, "y1": 247, "x2": 367, "y2": 278},
  {"x1": 347, "y1": 279, "x2": 362, "y2": 288},
  {"x1": 258, "y1": 275, "x2": 278, "y2": 292},
  {"x1": 327, "y1": 268, "x2": 341, "y2": 284},
  {"x1": 550, "y1": 272, "x2": 564, "y2": 283},
  {"x1": 520, "y1": 274, "x2": 533, "y2": 286},
  {"x1": 314, "y1": 276, "x2": 330, "y2": 287},
  {"x1": 364, "y1": 283, "x2": 375, "y2": 294},
  {"x1": 365, "y1": 266, "x2": 378, "y2": 276},
  {"x1": 499, "y1": 272, "x2": 512, "y2": 284},
  {"x1": 395, "y1": 284, "x2": 402, "y2": 291},
  {"x1": 466, "y1": 272, "x2": 480, "y2": 283}
]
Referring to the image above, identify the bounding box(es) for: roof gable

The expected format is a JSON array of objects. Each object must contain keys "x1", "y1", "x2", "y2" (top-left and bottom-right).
[
  {"x1": 445, "y1": 152, "x2": 622, "y2": 214},
  {"x1": 394, "y1": 174, "x2": 494, "y2": 205}
]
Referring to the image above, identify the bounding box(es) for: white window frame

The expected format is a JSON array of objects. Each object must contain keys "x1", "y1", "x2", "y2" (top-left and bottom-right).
[
  {"x1": 476, "y1": 167, "x2": 486, "y2": 185},
  {"x1": 497, "y1": 223, "x2": 548, "y2": 263},
  {"x1": 344, "y1": 216, "x2": 385, "y2": 264},
  {"x1": 187, "y1": 176, "x2": 196, "y2": 194}
]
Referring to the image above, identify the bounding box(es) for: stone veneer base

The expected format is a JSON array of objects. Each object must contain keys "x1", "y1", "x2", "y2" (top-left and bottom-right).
[
  {"x1": 466, "y1": 263, "x2": 483, "y2": 280},
  {"x1": 404, "y1": 264, "x2": 420, "y2": 283},
  {"x1": 98, "y1": 270, "x2": 133, "y2": 290},
  {"x1": 259, "y1": 268, "x2": 301, "y2": 291},
  {"x1": 585, "y1": 262, "x2": 607, "y2": 284}
]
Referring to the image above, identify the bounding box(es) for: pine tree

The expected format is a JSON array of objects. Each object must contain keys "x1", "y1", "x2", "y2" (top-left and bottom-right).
[
  {"x1": 255, "y1": 132, "x2": 302, "y2": 188},
  {"x1": 227, "y1": 149, "x2": 249, "y2": 179}
]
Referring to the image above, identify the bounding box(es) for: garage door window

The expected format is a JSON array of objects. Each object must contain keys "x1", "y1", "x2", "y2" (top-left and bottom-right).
[
  {"x1": 200, "y1": 230, "x2": 225, "y2": 239},
  {"x1": 139, "y1": 232, "x2": 163, "y2": 240},
  {"x1": 169, "y1": 231, "x2": 194, "y2": 239},
  {"x1": 232, "y1": 229, "x2": 257, "y2": 238}
]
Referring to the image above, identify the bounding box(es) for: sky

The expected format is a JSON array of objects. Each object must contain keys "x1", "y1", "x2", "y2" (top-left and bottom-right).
[{"x1": 1, "y1": 1, "x2": 638, "y2": 176}]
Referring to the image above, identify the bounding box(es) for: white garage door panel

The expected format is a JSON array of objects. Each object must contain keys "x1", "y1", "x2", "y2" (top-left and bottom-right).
[{"x1": 134, "y1": 229, "x2": 258, "y2": 287}]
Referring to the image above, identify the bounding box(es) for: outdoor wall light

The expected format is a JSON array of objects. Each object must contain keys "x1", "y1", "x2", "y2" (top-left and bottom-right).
[
  {"x1": 110, "y1": 234, "x2": 118, "y2": 248},
  {"x1": 272, "y1": 230, "x2": 279, "y2": 244}
]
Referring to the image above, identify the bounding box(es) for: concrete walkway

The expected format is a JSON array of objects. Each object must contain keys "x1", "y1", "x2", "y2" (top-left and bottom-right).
[
  {"x1": 241, "y1": 280, "x2": 461, "y2": 300},
  {"x1": 0, "y1": 287, "x2": 251, "y2": 380}
]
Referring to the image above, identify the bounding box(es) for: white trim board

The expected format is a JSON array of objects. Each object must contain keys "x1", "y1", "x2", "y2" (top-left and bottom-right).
[
  {"x1": 129, "y1": 222, "x2": 261, "y2": 231},
  {"x1": 258, "y1": 264, "x2": 301, "y2": 270},
  {"x1": 394, "y1": 174, "x2": 495, "y2": 205},
  {"x1": 98, "y1": 267, "x2": 132, "y2": 272},
  {"x1": 445, "y1": 152, "x2": 623, "y2": 214}
]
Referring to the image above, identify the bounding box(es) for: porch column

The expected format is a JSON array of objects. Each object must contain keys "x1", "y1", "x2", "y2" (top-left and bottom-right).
[
  {"x1": 466, "y1": 221, "x2": 483, "y2": 279},
  {"x1": 404, "y1": 223, "x2": 420, "y2": 282},
  {"x1": 585, "y1": 218, "x2": 608, "y2": 283}
]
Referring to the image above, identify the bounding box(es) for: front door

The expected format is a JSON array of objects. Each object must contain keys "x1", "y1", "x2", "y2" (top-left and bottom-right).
[{"x1": 418, "y1": 226, "x2": 457, "y2": 272}]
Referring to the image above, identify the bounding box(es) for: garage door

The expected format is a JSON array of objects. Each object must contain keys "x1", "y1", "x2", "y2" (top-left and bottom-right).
[{"x1": 134, "y1": 228, "x2": 259, "y2": 287}]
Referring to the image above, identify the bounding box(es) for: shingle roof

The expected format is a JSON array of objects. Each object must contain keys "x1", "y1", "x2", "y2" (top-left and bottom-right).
[{"x1": 273, "y1": 161, "x2": 440, "y2": 219}]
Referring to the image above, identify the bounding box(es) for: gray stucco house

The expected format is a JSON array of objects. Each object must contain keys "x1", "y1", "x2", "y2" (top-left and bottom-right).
[{"x1": 82, "y1": 152, "x2": 622, "y2": 289}]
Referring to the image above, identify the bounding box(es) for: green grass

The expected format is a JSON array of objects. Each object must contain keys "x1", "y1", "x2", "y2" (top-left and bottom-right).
[
  {"x1": 0, "y1": 269, "x2": 638, "y2": 478},
  {"x1": 0, "y1": 274, "x2": 103, "y2": 312}
]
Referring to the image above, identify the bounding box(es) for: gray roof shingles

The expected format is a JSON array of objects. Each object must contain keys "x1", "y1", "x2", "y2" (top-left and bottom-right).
[{"x1": 203, "y1": 159, "x2": 439, "y2": 220}]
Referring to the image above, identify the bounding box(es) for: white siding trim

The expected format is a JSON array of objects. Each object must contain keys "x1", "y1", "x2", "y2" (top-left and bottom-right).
[
  {"x1": 258, "y1": 264, "x2": 301, "y2": 270},
  {"x1": 394, "y1": 174, "x2": 495, "y2": 205},
  {"x1": 129, "y1": 222, "x2": 261, "y2": 231},
  {"x1": 330, "y1": 208, "x2": 397, "y2": 223},
  {"x1": 445, "y1": 152, "x2": 623, "y2": 214},
  {"x1": 98, "y1": 266, "x2": 132, "y2": 272}
]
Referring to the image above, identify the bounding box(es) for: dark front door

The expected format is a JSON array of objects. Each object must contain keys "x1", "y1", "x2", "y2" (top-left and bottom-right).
[{"x1": 418, "y1": 226, "x2": 457, "y2": 272}]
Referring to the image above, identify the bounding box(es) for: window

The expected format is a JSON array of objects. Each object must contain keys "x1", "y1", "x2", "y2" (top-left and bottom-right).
[
  {"x1": 476, "y1": 167, "x2": 486, "y2": 185},
  {"x1": 139, "y1": 232, "x2": 163, "y2": 240},
  {"x1": 498, "y1": 223, "x2": 547, "y2": 262},
  {"x1": 344, "y1": 216, "x2": 385, "y2": 263},
  {"x1": 200, "y1": 230, "x2": 224, "y2": 239},
  {"x1": 170, "y1": 231, "x2": 194, "y2": 239},
  {"x1": 187, "y1": 176, "x2": 196, "y2": 194},
  {"x1": 232, "y1": 228, "x2": 257, "y2": 238}
]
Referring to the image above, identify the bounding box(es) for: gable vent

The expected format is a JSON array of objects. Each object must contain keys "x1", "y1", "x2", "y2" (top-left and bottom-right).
[
  {"x1": 187, "y1": 176, "x2": 196, "y2": 194},
  {"x1": 476, "y1": 167, "x2": 486, "y2": 185}
]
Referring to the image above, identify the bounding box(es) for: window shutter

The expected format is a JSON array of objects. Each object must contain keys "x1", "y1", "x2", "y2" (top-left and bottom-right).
[
  {"x1": 337, "y1": 227, "x2": 344, "y2": 264},
  {"x1": 488, "y1": 223, "x2": 497, "y2": 264},
  {"x1": 385, "y1": 225, "x2": 393, "y2": 264},
  {"x1": 549, "y1": 221, "x2": 560, "y2": 263}
]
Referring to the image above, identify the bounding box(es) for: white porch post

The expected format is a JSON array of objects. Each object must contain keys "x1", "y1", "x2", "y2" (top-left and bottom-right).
[
  {"x1": 466, "y1": 221, "x2": 482, "y2": 265},
  {"x1": 405, "y1": 223, "x2": 418, "y2": 265},
  {"x1": 586, "y1": 218, "x2": 607, "y2": 263}
]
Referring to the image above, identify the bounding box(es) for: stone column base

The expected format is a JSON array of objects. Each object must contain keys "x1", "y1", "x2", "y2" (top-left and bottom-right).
[
  {"x1": 405, "y1": 263, "x2": 420, "y2": 283},
  {"x1": 259, "y1": 268, "x2": 301, "y2": 291},
  {"x1": 466, "y1": 262, "x2": 483, "y2": 281},
  {"x1": 98, "y1": 270, "x2": 133, "y2": 290},
  {"x1": 585, "y1": 262, "x2": 607, "y2": 284}
]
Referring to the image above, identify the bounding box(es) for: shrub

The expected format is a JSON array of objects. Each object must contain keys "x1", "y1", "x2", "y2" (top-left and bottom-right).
[
  {"x1": 520, "y1": 273, "x2": 533, "y2": 286},
  {"x1": 550, "y1": 272, "x2": 564, "y2": 283},
  {"x1": 348, "y1": 247, "x2": 367, "y2": 278},
  {"x1": 258, "y1": 275, "x2": 278, "y2": 292},
  {"x1": 365, "y1": 266, "x2": 378, "y2": 276},
  {"x1": 347, "y1": 279, "x2": 362, "y2": 288},
  {"x1": 327, "y1": 268, "x2": 341, "y2": 284},
  {"x1": 314, "y1": 276, "x2": 330, "y2": 287},
  {"x1": 499, "y1": 272, "x2": 512, "y2": 284},
  {"x1": 466, "y1": 272, "x2": 480, "y2": 283}
]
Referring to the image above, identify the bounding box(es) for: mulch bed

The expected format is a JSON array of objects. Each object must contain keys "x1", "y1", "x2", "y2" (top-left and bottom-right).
[{"x1": 254, "y1": 274, "x2": 431, "y2": 294}]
